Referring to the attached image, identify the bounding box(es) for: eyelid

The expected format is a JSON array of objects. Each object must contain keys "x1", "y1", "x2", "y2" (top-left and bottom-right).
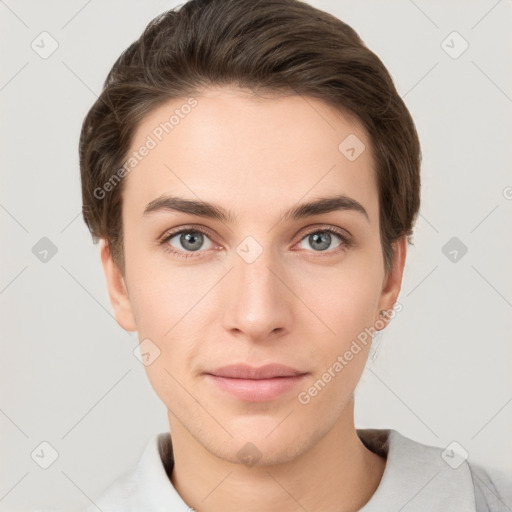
[
  {"x1": 298, "y1": 224, "x2": 351, "y2": 242},
  {"x1": 159, "y1": 224, "x2": 215, "y2": 243}
]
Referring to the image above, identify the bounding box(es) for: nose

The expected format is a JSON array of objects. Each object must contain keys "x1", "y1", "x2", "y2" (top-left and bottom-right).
[{"x1": 221, "y1": 246, "x2": 294, "y2": 343}]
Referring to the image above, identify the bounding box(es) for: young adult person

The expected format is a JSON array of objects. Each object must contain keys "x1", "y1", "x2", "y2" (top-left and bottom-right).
[{"x1": 79, "y1": 0, "x2": 511, "y2": 510}]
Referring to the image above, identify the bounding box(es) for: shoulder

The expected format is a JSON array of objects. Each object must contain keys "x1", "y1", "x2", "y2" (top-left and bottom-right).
[
  {"x1": 84, "y1": 456, "x2": 145, "y2": 512},
  {"x1": 467, "y1": 461, "x2": 512, "y2": 512},
  {"x1": 84, "y1": 432, "x2": 189, "y2": 512},
  {"x1": 357, "y1": 428, "x2": 512, "y2": 512}
]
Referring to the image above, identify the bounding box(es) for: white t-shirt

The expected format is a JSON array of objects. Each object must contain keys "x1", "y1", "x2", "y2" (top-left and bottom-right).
[{"x1": 85, "y1": 429, "x2": 511, "y2": 511}]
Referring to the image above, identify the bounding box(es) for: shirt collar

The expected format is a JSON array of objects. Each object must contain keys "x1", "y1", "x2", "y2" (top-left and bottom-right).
[{"x1": 357, "y1": 428, "x2": 476, "y2": 511}]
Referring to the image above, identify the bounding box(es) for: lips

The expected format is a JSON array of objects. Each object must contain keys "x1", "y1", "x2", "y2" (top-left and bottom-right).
[
  {"x1": 207, "y1": 364, "x2": 306, "y2": 379},
  {"x1": 204, "y1": 364, "x2": 308, "y2": 402}
]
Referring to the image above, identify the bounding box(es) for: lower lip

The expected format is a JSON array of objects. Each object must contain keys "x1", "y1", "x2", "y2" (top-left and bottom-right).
[{"x1": 206, "y1": 374, "x2": 307, "y2": 402}]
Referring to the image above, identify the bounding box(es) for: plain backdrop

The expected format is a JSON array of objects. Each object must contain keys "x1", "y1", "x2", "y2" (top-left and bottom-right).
[{"x1": 1, "y1": 0, "x2": 511, "y2": 510}]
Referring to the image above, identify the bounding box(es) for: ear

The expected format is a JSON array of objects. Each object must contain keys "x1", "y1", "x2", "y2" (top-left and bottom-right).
[
  {"x1": 100, "y1": 239, "x2": 137, "y2": 332},
  {"x1": 374, "y1": 236, "x2": 407, "y2": 330}
]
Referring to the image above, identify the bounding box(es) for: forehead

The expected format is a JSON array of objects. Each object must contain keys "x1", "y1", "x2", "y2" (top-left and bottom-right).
[{"x1": 122, "y1": 87, "x2": 378, "y2": 225}]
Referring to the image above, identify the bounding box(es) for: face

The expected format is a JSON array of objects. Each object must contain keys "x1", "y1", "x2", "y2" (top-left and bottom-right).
[{"x1": 101, "y1": 86, "x2": 405, "y2": 465}]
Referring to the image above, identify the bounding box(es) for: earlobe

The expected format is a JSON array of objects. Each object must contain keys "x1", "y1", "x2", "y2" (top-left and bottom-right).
[
  {"x1": 99, "y1": 239, "x2": 137, "y2": 332},
  {"x1": 375, "y1": 236, "x2": 407, "y2": 330}
]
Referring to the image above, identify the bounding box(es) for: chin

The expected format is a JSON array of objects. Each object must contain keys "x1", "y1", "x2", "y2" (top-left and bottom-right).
[{"x1": 205, "y1": 416, "x2": 322, "y2": 467}]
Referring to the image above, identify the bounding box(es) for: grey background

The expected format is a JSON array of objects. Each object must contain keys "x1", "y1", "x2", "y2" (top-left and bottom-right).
[{"x1": 1, "y1": 0, "x2": 511, "y2": 510}]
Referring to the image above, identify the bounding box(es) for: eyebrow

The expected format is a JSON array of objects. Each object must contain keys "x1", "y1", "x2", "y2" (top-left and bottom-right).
[{"x1": 143, "y1": 194, "x2": 369, "y2": 223}]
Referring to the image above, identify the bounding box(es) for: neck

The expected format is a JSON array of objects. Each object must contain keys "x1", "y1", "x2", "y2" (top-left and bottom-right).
[{"x1": 168, "y1": 399, "x2": 386, "y2": 512}]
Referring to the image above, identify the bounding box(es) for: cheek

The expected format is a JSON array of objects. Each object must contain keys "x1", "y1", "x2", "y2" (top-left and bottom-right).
[
  {"x1": 123, "y1": 240, "x2": 210, "y2": 336},
  {"x1": 298, "y1": 269, "x2": 381, "y2": 407},
  {"x1": 293, "y1": 262, "x2": 383, "y2": 396},
  {"x1": 124, "y1": 250, "x2": 219, "y2": 385},
  {"x1": 300, "y1": 258, "x2": 383, "y2": 342}
]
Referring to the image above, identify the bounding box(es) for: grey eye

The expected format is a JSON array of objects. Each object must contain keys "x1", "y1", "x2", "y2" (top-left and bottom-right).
[
  {"x1": 168, "y1": 230, "x2": 213, "y2": 252},
  {"x1": 298, "y1": 231, "x2": 343, "y2": 252}
]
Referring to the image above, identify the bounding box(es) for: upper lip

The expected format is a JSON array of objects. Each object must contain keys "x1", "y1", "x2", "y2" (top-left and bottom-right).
[{"x1": 206, "y1": 364, "x2": 306, "y2": 379}]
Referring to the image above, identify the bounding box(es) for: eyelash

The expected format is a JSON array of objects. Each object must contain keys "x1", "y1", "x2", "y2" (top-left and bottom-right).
[{"x1": 159, "y1": 225, "x2": 352, "y2": 260}]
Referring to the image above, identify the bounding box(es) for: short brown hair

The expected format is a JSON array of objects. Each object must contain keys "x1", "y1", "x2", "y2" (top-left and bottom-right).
[{"x1": 79, "y1": 0, "x2": 421, "y2": 273}]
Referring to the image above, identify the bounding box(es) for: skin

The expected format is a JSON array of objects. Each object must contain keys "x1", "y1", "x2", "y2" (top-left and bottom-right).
[{"x1": 100, "y1": 86, "x2": 406, "y2": 512}]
